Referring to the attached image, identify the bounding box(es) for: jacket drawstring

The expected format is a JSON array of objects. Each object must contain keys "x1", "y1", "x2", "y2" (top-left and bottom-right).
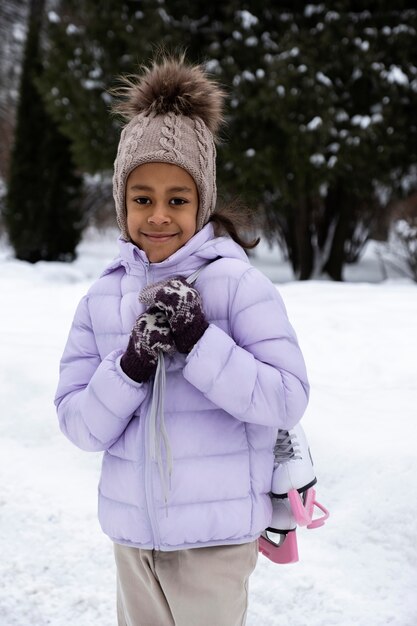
[
  {"x1": 147, "y1": 265, "x2": 209, "y2": 516},
  {"x1": 149, "y1": 350, "x2": 172, "y2": 514}
]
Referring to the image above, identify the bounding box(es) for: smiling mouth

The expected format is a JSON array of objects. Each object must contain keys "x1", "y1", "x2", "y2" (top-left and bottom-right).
[{"x1": 142, "y1": 233, "x2": 178, "y2": 242}]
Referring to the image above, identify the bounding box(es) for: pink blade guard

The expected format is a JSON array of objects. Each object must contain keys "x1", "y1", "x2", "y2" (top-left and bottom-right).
[
  {"x1": 288, "y1": 487, "x2": 329, "y2": 528},
  {"x1": 258, "y1": 531, "x2": 299, "y2": 564}
]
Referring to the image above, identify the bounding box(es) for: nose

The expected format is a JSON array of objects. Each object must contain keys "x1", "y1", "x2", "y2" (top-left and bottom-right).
[{"x1": 147, "y1": 204, "x2": 171, "y2": 225}]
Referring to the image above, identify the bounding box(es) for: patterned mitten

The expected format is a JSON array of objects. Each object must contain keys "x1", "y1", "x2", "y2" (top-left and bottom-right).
[
  {"x1": 140, "y1": 277, "x2": 209, "y2": 353},
  {"x1": 120, "y1": 306, "x2": 176, "y2": 383}
]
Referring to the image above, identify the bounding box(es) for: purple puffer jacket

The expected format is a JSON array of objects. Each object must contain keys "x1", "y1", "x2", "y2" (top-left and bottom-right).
[{"x1": 55, "y1": 224, "x2": 309, "y2": 551}]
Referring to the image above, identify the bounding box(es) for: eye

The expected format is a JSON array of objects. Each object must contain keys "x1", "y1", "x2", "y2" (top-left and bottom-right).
[
  {"x1": 134, "y1": 197, "x2": 151, "y2": 205},
  {"x1": 170, "y1": 198, "x2": 188, "y2": 206}
]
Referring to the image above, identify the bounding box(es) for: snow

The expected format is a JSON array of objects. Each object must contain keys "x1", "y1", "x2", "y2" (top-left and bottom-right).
[
  {"x1": 1, "y1": 229, "x2": 417, "y2": 626},
  {"x1": 278, "y1": 48, "x2": 300, "y2": 61},
  {"x1": 47, "y1": 11, "x2": 60, "y2": 24},
  {"x1": 396, "y1": 219, "x2": 417, "y2": 238},
  {"x1": 316, "y1": 71, "x2": 332, "y2": 87},
  {"x1": 392, "y1": 24, "x2": 416, "y2": 36},
  {"x1": 351, "y1": 115, "x2": 372, "y2": 129},
  {"x1": 304, "y1": 4, "x2": 325, "y2": 18},
  {"x1": 307, "y1": 116, "x2": 323, "y2": 131},
  {"x1": 384, "y1": 66, "x2": 409, "y2": 86},
  {"x1": 336, "y1": 110, "x2": 349, "y2": 123},
  {"x1": 399, "y1": 165, "x2": 417, "y2": 194},
  {"x1": 65, "y1": 24, "x2": 79, "y2": 36},
  {"x1": 242, "y1": 70, "x2": 256, "y2": 82},
  {"x1": 245, "y1": 36, "x2": 258, "y2": 47},
  {"x1": 237, "y1": 10, "x2": 259, "y2": 30},
  {"x1": 205, "y1": 58, "x2": 220, "y2": 73},
  {"x1": 354, "y1": 38, "x2": 370, "y2": 52},
  {"x1": 324, "y1": 11, "x2": 340, "y2": 23},
  {"x1": 12, "y1": 23, "x2": 26, "y2": 43},
  {"x1": 81, "y1": 79, "x2": 101, "y2": 91},
  {"x1": 310, "y1": 153, "x2": 326, "y2": 166}
]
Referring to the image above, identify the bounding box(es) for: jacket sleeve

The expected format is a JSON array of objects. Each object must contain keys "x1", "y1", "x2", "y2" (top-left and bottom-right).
[
  {"x1": 54, "y1": 295, "x2": 149, "y2": 451},
  {"x1": 183, "y1": 267, "x2": 309, "y2": 429}
]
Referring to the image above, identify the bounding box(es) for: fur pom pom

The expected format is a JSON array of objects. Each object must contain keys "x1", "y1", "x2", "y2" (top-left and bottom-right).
[{"x1": 111, "y1": 55, "x2": 225, "y2": 136}]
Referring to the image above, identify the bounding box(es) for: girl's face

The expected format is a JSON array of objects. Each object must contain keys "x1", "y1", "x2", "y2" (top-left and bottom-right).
[{"x1": 126, "y1": 162, "x2": 199, "y2": 263}]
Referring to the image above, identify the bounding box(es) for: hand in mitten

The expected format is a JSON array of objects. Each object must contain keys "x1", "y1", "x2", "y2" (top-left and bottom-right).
[
  {"x1": 120, "y1": 306, "x2": 175, "y2": 383},
  {"x1": 140, "y1": 277, "x2": 208, "y2": 353}
]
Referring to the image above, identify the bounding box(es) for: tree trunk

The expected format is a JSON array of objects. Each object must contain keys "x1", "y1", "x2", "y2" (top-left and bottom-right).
[
  {"x1": 29, "y1": 0, "x2": 45, "y2": 30},
  {"x1": 293, "y1": 196, "x2": 314, "y2": 280},
  {"x1": 322, "y1": 195, "x2": 350, "y2": 281}
]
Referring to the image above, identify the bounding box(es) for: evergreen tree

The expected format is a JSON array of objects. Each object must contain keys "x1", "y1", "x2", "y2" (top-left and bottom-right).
[
  {"x1": 0, "y1": 0, "x2": 29, "y2": 184},
  {"x1": 5, "y1": 0, "x2": 83, "y2": 263},
  {"x1": 39, "y1": 0, "x2": 166, "y2": 173},
  {"x1": 212, "y1": 1, "x2": 417, "y2": 279},
  {"x1": 39, "y1": 1, "x2": 417, "y2": 278}
]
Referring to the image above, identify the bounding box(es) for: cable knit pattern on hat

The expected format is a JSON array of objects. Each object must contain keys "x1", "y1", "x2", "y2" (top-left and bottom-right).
[
  {"x1": 113, "y1": 116, "x2": 151, "y2": 230},
  {"x1": 159, "y1": 112, "x2": 182, "y2": 160},
  {"x1": 111, "y1": 56, "x2": 226, "y2": 241}
]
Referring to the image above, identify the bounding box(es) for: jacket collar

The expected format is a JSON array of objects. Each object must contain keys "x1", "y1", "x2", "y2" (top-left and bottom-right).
[{"x1": 100, "y1": 223, "x2": 249, "y2": 281}]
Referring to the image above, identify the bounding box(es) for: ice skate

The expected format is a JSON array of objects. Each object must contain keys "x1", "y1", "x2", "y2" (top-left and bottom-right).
[
  {"x1": 271, "y1": 424, "x2": 328, "y2": 528},
  {"x1": 271, "y1": 423, "x2": 317, "y2": 497},
  {"x1": 259, "y1": 497, "x2": 299, "y2": 564}
]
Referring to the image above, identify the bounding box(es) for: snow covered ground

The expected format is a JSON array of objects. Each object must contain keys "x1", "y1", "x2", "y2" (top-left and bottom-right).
[{"x1": 0, "y1": 229, "x2": 416, "y2": 626}]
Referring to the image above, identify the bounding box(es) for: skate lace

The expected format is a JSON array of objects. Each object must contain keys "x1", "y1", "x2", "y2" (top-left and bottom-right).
[{"x1": 273, "y1": 430, "x2": 301, "y2": 466}]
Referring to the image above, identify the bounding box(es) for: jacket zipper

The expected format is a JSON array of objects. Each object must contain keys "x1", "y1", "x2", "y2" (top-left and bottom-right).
[
  {"x1": 143, "y1": 402, "x2": 161, "y2": 549},
  {"x1": 142, "y1": 260, "x2": 161, "y2": 549},
  {"x1": 144, "y1": 261, "x2": 149, "y2": 285}
]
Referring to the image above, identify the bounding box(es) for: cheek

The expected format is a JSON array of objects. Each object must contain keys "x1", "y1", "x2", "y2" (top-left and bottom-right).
[
  {"x1": 126, "y1": 213, "x2": 143, "y2": 242},
  {"x1": 126, "y1": 207, "x2": 141, "y2": 228},
  {"x1": 126, "y1": 214, "x2": 134, "y2": 235},
  {"x1": 183, "y1": 215, "x2": 197, "y2": 239},
  {"x1": 185, "y1": 204, "x2": 198, "y2": 234}
]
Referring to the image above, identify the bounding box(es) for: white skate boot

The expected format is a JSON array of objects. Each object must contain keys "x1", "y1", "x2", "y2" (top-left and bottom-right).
[
  {"x1": 272, "y1": 423, "x2": 324, "y2": 527},
  {"x1": 271, "y1": 423, "x2": 317, "y2": 497},
  {"x1": 259, "y1": 423, "x2": 329, "y2": 564}
]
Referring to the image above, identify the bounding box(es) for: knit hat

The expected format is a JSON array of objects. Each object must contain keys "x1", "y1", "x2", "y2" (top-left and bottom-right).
[{"x1": 112, "y1": 56, "x2": 226, "y2": 241}]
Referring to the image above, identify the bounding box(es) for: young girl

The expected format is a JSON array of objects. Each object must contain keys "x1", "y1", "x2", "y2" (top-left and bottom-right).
[{"x1": 55, "y1": 56, "x2": 309, "y2": 626}]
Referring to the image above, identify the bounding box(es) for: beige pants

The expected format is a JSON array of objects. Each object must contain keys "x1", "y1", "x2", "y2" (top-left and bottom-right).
[{"x1": 113, "y1": 540, "x2": 259, "y2": 626}]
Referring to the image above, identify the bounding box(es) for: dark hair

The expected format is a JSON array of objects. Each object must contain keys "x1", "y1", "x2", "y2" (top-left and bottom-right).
[{"x1": 208, "y1": 199, "x2": 260, "y2": 250}]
